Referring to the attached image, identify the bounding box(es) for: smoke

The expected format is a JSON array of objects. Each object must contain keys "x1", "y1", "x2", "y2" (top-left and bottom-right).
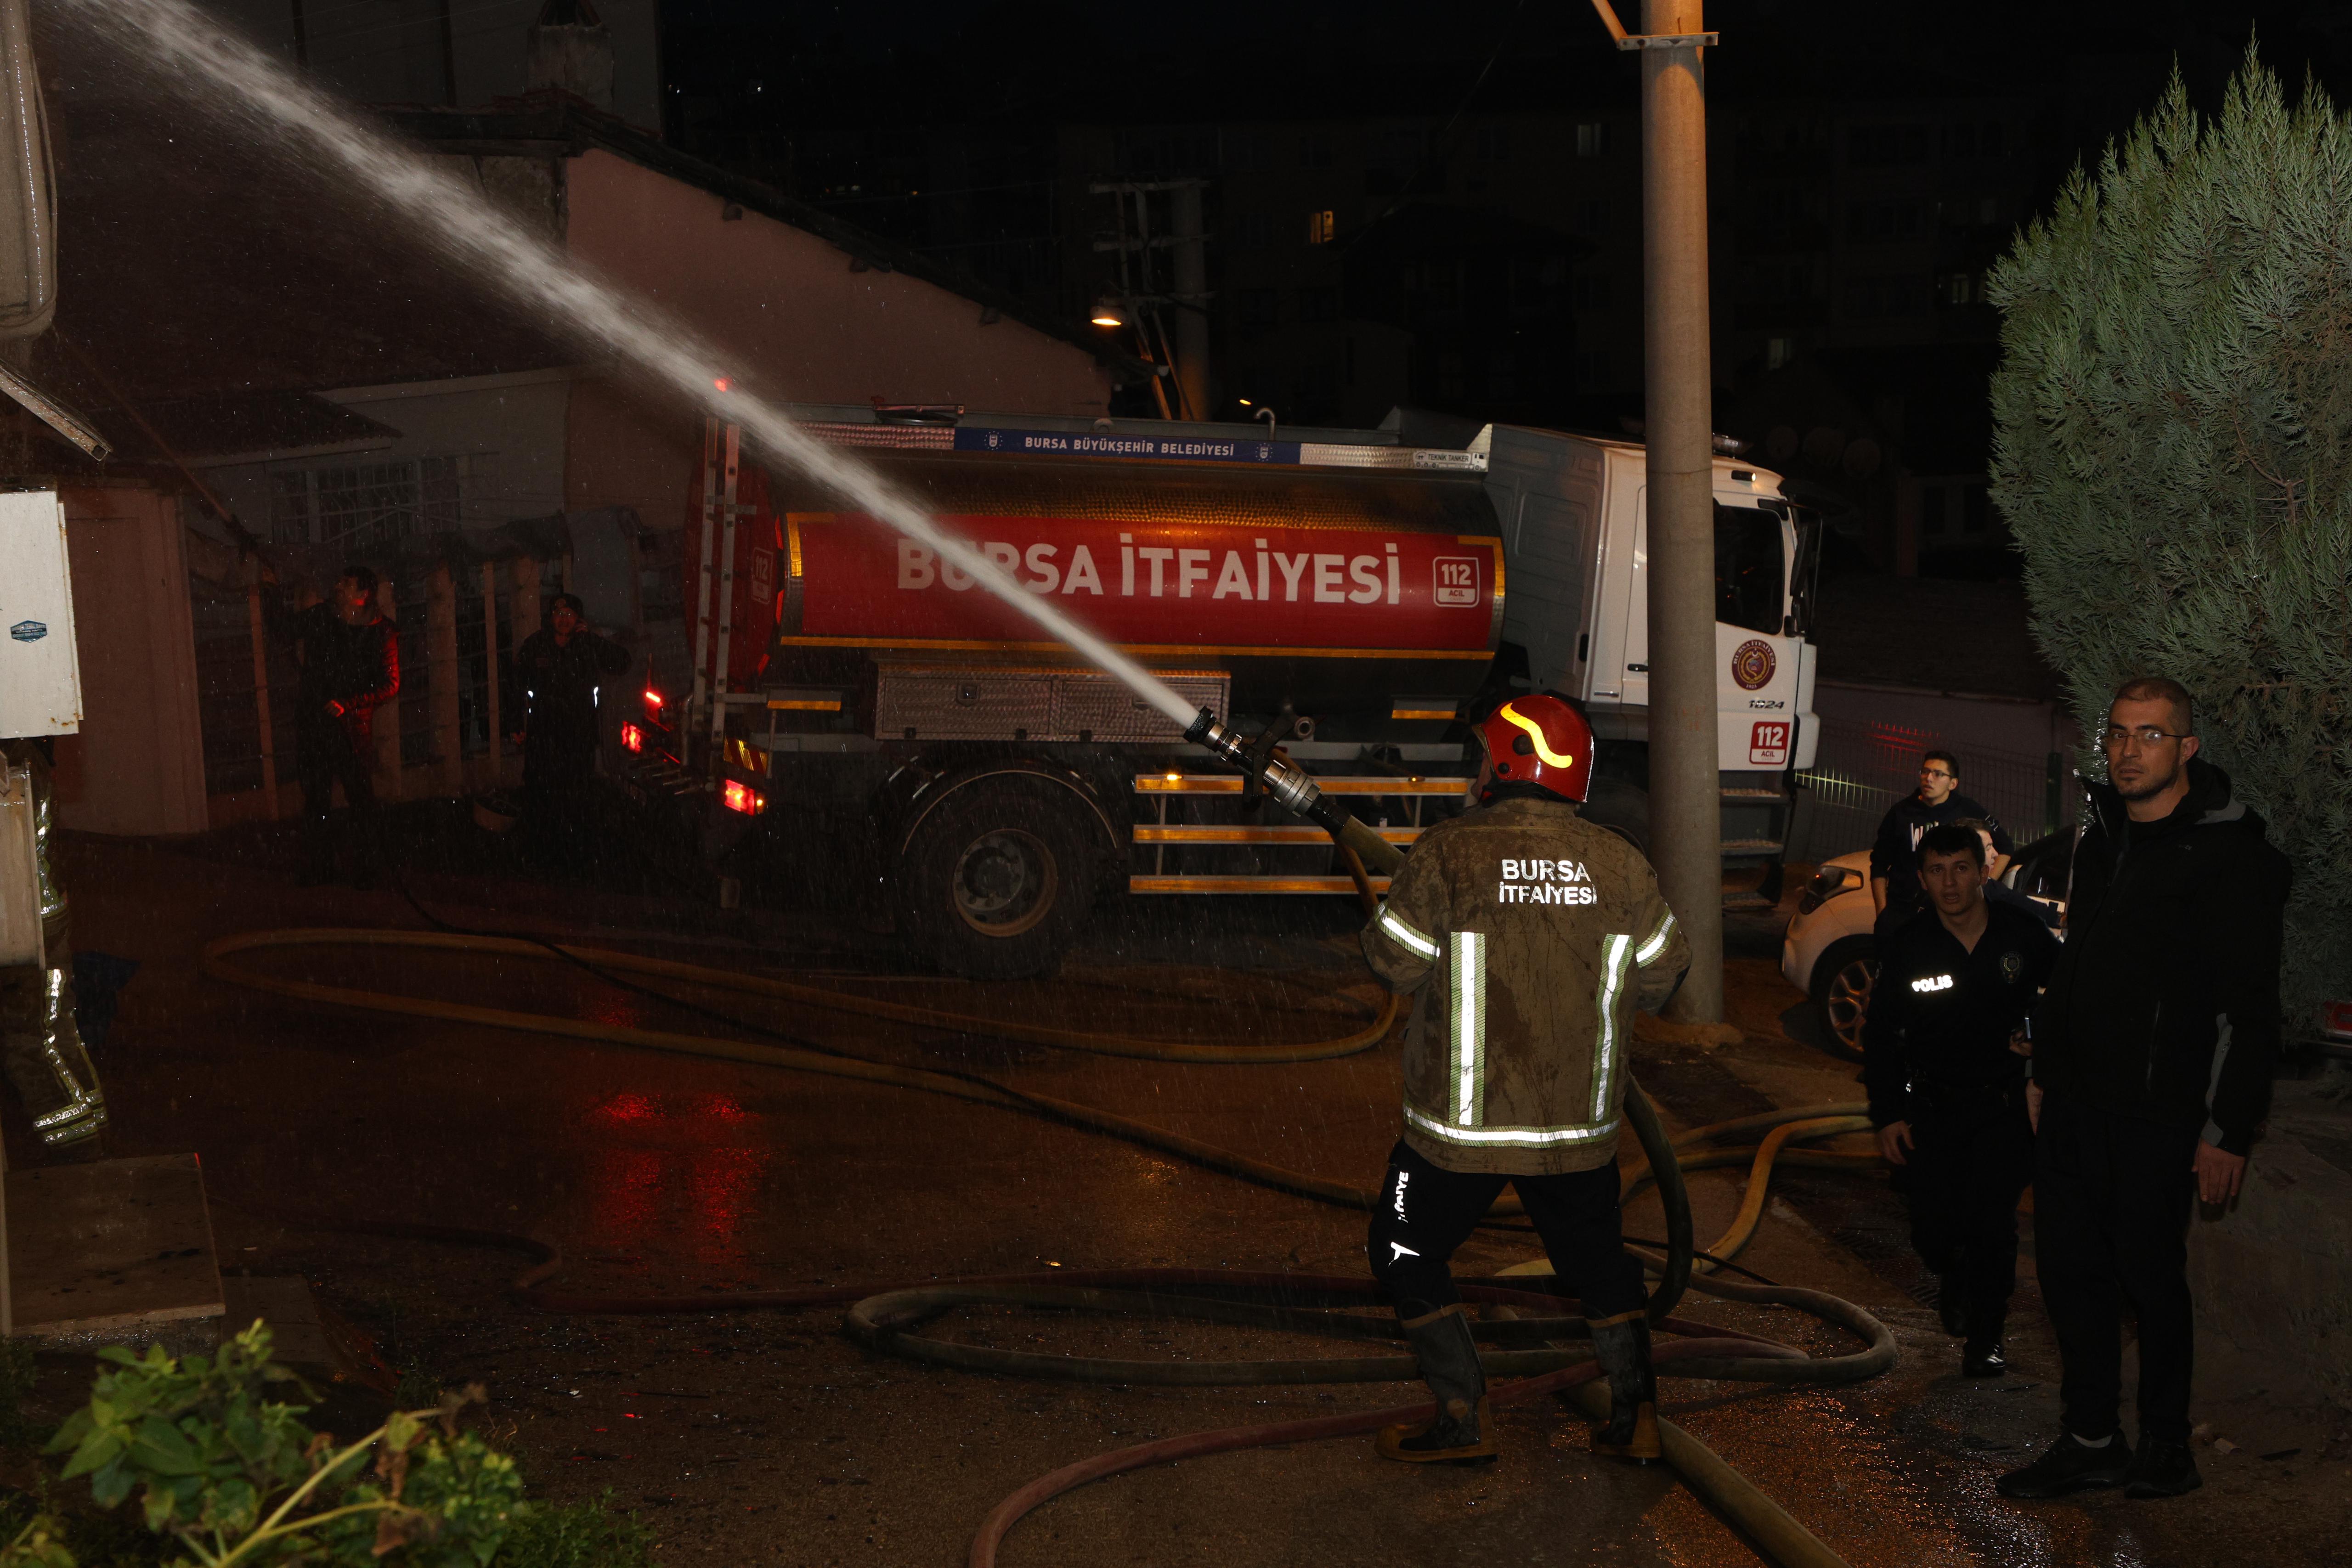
[{"x1": 63, "y1": 0, "x2": 1199, "y2": 729}]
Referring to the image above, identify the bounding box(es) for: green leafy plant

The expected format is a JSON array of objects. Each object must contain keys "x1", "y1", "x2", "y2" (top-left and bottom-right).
[
  {"x1": 1989, "y1": 49, "x2": 2352, "y2": 1021},
  {"x1": 23, "y1": 1323, "x2": 522, "y2": 1568},
  {"x1": 488, "y1": 1493, "x2": 653, "y2": 1568}
]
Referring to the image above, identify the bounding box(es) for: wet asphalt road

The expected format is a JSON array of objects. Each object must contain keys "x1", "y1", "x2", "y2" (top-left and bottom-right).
[{"x1": 30, "y1": 815, "x2": 2352, "y2": 1567}]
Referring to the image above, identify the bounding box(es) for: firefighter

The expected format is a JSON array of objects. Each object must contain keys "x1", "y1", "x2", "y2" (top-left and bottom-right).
[
  {"x1": 1361, "y1": 694, "x2": 1690, "y2": 1465},
  {"x1": 1865, "y1": 822, "x2": 2057, "y2": 1376},
  {"x1": 261, "y1": 563, "x2": 400, "y2": 887},
  {"x1": 0, "y1": 738, "x2": 107, "y2": 1159},
  {"x1": 508, "y1": 593, "x2": 631, "y2": 862}
]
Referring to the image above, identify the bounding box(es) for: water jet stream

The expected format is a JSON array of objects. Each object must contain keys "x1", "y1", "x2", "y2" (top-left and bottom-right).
[{"x1": 68, "y1": 0, "x2": 1199, "y2": 729}]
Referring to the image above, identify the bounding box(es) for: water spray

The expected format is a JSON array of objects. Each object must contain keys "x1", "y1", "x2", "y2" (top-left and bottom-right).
[
  {"x1": 70, "y1": 0, "x2": 1200, "y2": 735},
  {"x1": 1183, "y1": 707, "x2": 1408, "y2": 880}
]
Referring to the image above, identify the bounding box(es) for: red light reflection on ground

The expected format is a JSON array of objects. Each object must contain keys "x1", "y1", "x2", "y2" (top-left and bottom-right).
[
  {"x1": 579, "y1": 1093, "x2": 772, "y2": 1264},
  {"x1": 592, "y1": 1091, "x2": 660, "y2": 1125}
]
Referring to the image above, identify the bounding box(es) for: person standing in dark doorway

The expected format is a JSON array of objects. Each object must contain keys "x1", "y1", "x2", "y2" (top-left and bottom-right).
[
  {"x1": 509, "y1": 593, "x2": 630, "y2": 862},
  {"x1": 1866, "y1": 823, "x2": 2056, "y2": 1378},
  {"x1": 1870, "y1": 749, "x2": 2012, "y2": 936},
  {"x1": 261, "y1": 563, "x2": 399, "y2": 888}
]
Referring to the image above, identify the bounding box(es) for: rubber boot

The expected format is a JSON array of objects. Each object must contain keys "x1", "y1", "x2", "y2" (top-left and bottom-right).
[
  {"x1": 1588, "y1": 1311, "x2": 1662, "y2": 1464},
  {"x1": 1376, "y1": 1303, "x2": 1497, "y2": 1464}
]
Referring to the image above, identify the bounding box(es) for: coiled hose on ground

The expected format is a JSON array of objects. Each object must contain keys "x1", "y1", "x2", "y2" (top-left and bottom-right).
[{"x1": 201, "y1": 926, "x2": 1891, "y2": 1568}]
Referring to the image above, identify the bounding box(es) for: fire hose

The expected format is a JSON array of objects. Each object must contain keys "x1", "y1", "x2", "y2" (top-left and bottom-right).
[
  {"x1": 200, "y1": 930, "x2": 1890, "y2": 1568},
  {"x1": 198, "y1": 708, "x2": 1896, "y2": 1568}
]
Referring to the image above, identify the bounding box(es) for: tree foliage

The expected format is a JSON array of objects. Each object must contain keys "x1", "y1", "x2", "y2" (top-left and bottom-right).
[{"x1": 1989, "y1": 49, "x2": 2352, "y2": 1022}]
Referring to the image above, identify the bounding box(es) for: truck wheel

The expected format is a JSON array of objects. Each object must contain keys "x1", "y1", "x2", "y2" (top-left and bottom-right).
[
  {"x1": 1809, "y1": 935, "x2": 1878, "y2": 1061},
  {"x1": 897, "y1": 778, "x2": 1103, "y2": 980}
]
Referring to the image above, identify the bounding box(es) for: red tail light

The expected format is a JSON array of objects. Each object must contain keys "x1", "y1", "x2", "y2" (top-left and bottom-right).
[
  {"x1": 620, "y1": 722, "x2": 644, "y2": 753},
  {"x1": 2324, "y1": 1000, "x2": 2352, "y2": 1041},
  {"x1": 644, "y1": 688, "x2": 664, "y2": 708},
  {"x1": 723, "y1": 779, "x2": 764, "y2": 816}
]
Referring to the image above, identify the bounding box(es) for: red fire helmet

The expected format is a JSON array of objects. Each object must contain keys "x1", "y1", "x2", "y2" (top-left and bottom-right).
[{"x1": 1473, "y1": 694, "x2": 1594, "y2": 804}]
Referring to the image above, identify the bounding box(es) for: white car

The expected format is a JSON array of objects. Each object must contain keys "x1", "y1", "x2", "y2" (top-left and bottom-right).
[
  {"x1": 1781, "y1": 851, "x2": 1879, "y2": 1057},
  {"x1": 1781, "y1": 833, "x2": 2072, "y2": 1058}
]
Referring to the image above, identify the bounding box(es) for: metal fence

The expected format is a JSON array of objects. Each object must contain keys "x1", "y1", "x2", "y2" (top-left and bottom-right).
[{"x1": 1789, "y1": 716, "x2": 2069, "y2": 864}]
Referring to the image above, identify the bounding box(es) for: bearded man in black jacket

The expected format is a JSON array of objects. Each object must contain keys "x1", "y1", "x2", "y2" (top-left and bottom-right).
[{"x1": 1998, "y1": 677, "x2": 2290, "y2": 1504}]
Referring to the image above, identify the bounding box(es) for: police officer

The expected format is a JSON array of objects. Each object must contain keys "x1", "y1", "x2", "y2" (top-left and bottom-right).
[
  {"x1": 1362, "y1": 694, "x2": 1690, "y2": 1465},
  {"x1": 1865, "y1": 822, "x2": 2056, "y2": 1376},
  {"x1": 1870, "y1": 749, "x2": 2012, "y2": 936}
]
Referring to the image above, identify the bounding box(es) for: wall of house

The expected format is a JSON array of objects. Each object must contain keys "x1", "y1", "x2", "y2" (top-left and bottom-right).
[
  {"x1": 49, "y1": 485, "x2": 209, "y2": 838},
  {"x1": 199, "y1": 368, "x2": 575, "y2": 545},
  {"x1": 560, "y1": 150, "x2": 1114, "y2": 525}
]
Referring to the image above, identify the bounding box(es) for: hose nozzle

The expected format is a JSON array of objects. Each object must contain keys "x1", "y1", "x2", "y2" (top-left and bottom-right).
[{"x1": 1182, "y1": 707, "x2": 1405, "y2": 878}]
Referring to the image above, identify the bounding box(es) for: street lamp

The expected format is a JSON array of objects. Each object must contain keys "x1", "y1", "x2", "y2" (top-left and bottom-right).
[{"x1": 1090, "y1": 295, "x2": 1127, "y2": 328}]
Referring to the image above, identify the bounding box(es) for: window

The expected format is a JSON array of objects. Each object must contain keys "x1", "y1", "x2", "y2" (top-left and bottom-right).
[
  {"x1": 1714, "y1": 505, "x2": 1785, "y2": 634},
  {"x1": 1297, "y1": 285, "x2": 1341, "y2": 322},
  {"x1": 1576, "y1": 348, "x2": 1611, "y2": 387},
  {"x1": 1921, "y1": 483, "x2": 1948, "y2": 536},
  {"x1": 1237, "y1": 288, "x2": 1281, "y2": 327},
  {"x1": 270, "y1": 456, "x2": 463, "y2": 547},
  {"x1": 1571, "y1": 273, "x2": 1611, "y2": 311},
  {"x1": 1847, "y1": 123, "x2": 1930, "y2": 166},
  {"x1": 1846, "y1": 199, "x2": 1922, "y2": 241},
  {"x1": 1936, "y1": 270, "x2": 1981, "y2": 306},
  {"x1": 1306, "y1": 209, "x2": 1336, "y2": 244},
  {"x1": 1577, "y1": 199, "x2": 1608, "y2": 236},
  {"x1": 1299, "y1": 132, "x2": 1334, "y2": 169},
  {"x1": 1575, "y1": 121, "x2": 1607, "y2": 158},
  {"x1": 1843, "y1": 274, "x2": 1927, "y2": 319},
  {"x1": 1232, "y1": 211, "x2": 1274, "y2": 248},
  {"x1": 1476, "y1": 121, "x2": 1508, "y2": 160},
  {"x1": 1765, "y1": 336, "x2": 1795, "y2": 371}
]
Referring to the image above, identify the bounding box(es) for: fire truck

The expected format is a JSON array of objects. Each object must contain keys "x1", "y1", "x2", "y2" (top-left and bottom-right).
[{"x1": 625, "y1": 406, "x2": 1823, "y2": 977}]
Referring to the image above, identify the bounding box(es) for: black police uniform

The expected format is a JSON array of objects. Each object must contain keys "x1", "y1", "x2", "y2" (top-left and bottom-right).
[
  {"x1": 1863, "y1": 898, "x2": 2058, "y2": 1347},
  {"x1": 1869, "y1": 792, "x2": 2013, "y2": 935}
]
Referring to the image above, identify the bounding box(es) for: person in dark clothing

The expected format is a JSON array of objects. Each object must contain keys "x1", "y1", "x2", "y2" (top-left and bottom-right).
[
  {"x1": 1866, "y1": 823, "x2": 2058, "y2": 1377},
  {"x1": 261, "y1": 564, "x2": 400, "y2": 887},
  {"x1": 1869, "y1": 749, "x2": 2013, "y2": 937},
  {"x1": 509, "y1": 593, "x2": 630, "y2": 861},
  {"x1": 1998, "y1": 677, "x2": 2290, "y2": 1505}
]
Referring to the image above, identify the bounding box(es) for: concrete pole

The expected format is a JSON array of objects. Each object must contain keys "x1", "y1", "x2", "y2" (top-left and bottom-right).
[
  {"x1": 1170, "y1": 181, "x2": 1211, "y2": 422},
  {"x1": 1639, "y1": 0, "x2": 1723, "y2": 1021}
]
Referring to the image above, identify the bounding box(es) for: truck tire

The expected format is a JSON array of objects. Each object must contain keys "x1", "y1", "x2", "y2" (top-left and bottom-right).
[
  {"x1": 896, "y1": 776, "x2": 1104, "y2": 980},
  {"x1": 1808, "y1": 935, "x2": 1878, "y2": 1061}
]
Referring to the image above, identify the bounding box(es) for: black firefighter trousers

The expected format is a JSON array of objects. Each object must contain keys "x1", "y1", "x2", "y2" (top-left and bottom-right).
[
  {"x1": 1366, "y1": 1138, "x2": 1645, "y2": 1320},
  {"x1": 2033, "y1": 1095, "x2": 2201, "y2": 1444}
]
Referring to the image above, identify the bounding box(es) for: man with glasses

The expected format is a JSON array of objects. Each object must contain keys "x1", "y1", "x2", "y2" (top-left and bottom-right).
[
  {"x1": 1870, "y1": 749, "x2": 2012, "y2": 936},
  {"x1": 1998, "y1": 677, "x2": 2289, "y2": 1503}
]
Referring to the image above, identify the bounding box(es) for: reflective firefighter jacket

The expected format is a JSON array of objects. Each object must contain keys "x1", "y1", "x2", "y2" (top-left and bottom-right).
[{"x1": 1361, "y1": 794, "x2": 1690, "y2": 1176}]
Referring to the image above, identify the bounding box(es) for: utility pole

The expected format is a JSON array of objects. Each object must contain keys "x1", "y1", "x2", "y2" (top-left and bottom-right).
[{"x1": 1591, "y1": 0, "x2": 1724, "y2": 1021}]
